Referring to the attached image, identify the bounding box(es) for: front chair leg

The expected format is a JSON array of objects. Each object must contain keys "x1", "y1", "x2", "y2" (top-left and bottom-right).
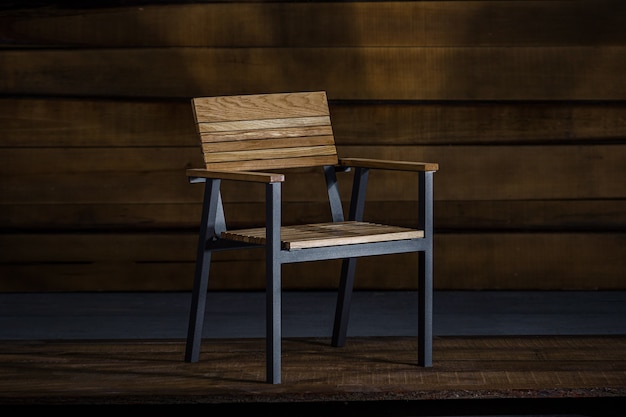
[
  {"x1": 185, "y1": 180, "x2": 221, "y2": 363},
  {"x1": 418, "y1": 250, "x2": 433, "y2": 367},
  {"x1": 418, "y1": 171, "x2": 434, "y2": 367},
  {"x1": 266, "y1": 182, "x2": 282, "y2": 384}
]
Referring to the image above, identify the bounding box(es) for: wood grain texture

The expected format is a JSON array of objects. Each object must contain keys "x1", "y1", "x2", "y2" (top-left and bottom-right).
[
  {"x1": 2, "y1": 145, "x2": 624, "y2": 202},
  {"x1": 1, "y1": 1, "x2": 624, "y2": 47},
  {"x1": 0, "y1": 336, "x2": 624, "y2": 406},
  {"x1": 3, "y1": 99, "x2": 626, "y2": 147},
  {"x1": 192, "y1": 92, "x2": 340, "y2": 170},
  {"x1": 2, "y1": 47, "x2": 626, "y2": 100},
  {"x1": 1, "y1": 1, "x2": 625, "y2": 291},
  {"x1": 223, "y1": 221, "x2": 423, "y2": 250}
]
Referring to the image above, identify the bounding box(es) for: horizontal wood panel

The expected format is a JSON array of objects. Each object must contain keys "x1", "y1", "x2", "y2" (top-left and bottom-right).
[
  {"x1": 2, "y1": 145, "x2": 624, "y2": 202},
  {"x1": 3, "y1": 99, "x2": 626, "y2": 148},
  {"x1": 344, "y1": 145, "x2": 626, "y2": 201},
  {"x1": 330, "y1": 102, "x2": 626, "y2": 146},
  {"x1": 1, "y1": 233, "x2": 624, "y2": 291},
  {"x1": 2, "y1": 47, "x2": 626, "y2": 100},
  {"x1": 0, "y1": 263, "x2": 196, "y2": 292},
  {"x1": 2, "y1": 1, "x2": 625, "y2": 293},
  {"x1": 1, "y1": 1, "x2": 624, "y2": 47},
  {"x1": 0, "y1": 98, "x2": 198, "y2": 147},
  {"x1": 435, "y1": 233, "x2": 626, "y2": 290},
  {"x1": 2, "y1": 200, "x2": 626, "y2": 232}
]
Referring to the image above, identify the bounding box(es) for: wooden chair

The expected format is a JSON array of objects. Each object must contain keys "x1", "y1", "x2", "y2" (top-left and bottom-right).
[{"x1": 184, "y1": 91, "x2": 438, "y2": 384}]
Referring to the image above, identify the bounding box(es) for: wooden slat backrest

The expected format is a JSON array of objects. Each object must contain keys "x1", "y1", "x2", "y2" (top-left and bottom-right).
[{"x1": 192, "y1": 91, "x2": 339, "y2": 171}]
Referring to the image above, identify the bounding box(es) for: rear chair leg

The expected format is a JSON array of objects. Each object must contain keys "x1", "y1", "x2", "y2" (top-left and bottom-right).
[
  {"x1": 185, "y1": 250, "x2": 211, "y2": 362},
  {"x1": 332, "y1": 257, "x2": 357, "y2": 347}
]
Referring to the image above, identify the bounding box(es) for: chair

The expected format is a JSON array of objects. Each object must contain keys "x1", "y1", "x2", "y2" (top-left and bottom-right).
[{"x1": 184, "y1": 91, "x2": 438, "y2": 384}]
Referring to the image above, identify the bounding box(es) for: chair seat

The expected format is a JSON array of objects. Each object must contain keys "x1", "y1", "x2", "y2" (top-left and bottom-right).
[{"x1": 222, "y1": 221, "x2": 424, "y2": 250}]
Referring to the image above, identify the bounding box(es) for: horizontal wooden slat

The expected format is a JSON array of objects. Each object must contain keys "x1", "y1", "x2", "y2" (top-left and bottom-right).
[
  {"x1": 223, "y1": 221, "x2": 423, "y2": 250},
  {"x1": 200, "y1": 126, "x2": 334, "y2": 144},
  {"x1": 1, "y1": 232, "x2": 624, "y2": 291},
  {"x1": 204, "y1": 145, "x2": 337, "y2": 164},
  {"x1": 202, "y1": 135, "x2": 335, "y2": 153},
  {"x1": 2, "y1": 47, "x2": 626, "y2": 100},
  {"x1": 1, "y1": 1, "x2": 624, "y2": 47},
  {"x1": 3, "y1": 99, "x2": 626, "y2": 148},
  {"x1": 197, "y1": 116, "x2": 331, "y2": 133},
  {"x1": 202, "y1": 154, "x2": 341, "y2": 172},
  {"x1": 193, "y1": 92, "x2": 330, "y2": 122}
]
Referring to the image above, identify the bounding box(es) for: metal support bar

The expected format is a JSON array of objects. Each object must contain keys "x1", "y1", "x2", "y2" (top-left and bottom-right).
[
  {"x1": 418, "y1": 171, "x2": 434, "y2": 367},
  {"x1": 324, "y1": 165, "x2": 345, "y2": 222},
  {"x1": 349, "y1": 167, "x2": 369, "y2": 222},
  {"x1": 185, "y1": 179, "x2": 222, "y2": 363},
  {"x1": 332, "y1": 167, "x2": 370, "y2": 347},
  {"x1": 266, "y1": 182, "x2": 282, "y2": 384}
]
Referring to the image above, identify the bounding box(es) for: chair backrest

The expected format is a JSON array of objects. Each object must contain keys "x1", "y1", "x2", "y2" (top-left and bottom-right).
[{"x1": 192, "y1": 91, "x2": 339, "y2": 171}]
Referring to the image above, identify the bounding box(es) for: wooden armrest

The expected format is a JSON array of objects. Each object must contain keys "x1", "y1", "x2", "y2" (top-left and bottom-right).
[
  {"x1": 186, "y1": 168, "x2": 285, "y2": 183},
  {"x1": 339, "y1": 158, "x2": 439, "y2": 172}
]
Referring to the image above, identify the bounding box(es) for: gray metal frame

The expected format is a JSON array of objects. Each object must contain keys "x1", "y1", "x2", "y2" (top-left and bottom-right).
[{"x1": 185, "y1": 165, "x2": 434, "y2": 384}]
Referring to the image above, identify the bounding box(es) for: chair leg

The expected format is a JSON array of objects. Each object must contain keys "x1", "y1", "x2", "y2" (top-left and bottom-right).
[
  {"x1": 332, "y1": 166, "x2": 368, "y2": 347},
  {"x1": 185, "y1": 180, "x2": 221, "y2": 363},
  {"x1": 418, "y1": 171, "x2": 434, "y2": 367},
  {"x1": 266, "y1": 181, "x2": 282, "y2": 384},
  {"x1": 184, "y1": 249, "x2": 211, "y2": 363},
  {"x1": 332, "y1": 257, "x2": 357, "y2": 347},
  {"x1": 418, "y1": 250, "x2": 433, "y2": 367},
  {"x1": 266, "y1": 258, "x2": 281, "y2": 384}
]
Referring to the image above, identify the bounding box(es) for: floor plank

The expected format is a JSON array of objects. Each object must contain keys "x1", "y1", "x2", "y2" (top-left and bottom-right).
[{"x1": 1, "y1": 336, "x2": 624, "y2": 414}]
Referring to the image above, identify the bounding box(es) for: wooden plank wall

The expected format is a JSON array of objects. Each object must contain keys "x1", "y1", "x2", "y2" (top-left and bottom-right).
[{"x1": 1, "y1": 0, "x2": 625, "y2": 291}]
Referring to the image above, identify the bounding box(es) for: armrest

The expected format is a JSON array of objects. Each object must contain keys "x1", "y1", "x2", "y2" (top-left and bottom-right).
[
  {"x1": 186, "y1": 168, "x2": 285, "y2": 183},
  {"x1": 339, "y1": 157, "x2": 438, "y2": 172}
]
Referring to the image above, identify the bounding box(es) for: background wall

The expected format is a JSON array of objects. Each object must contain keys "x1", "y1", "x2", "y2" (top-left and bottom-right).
[{"x1": 1, "y1": 0, "x2": 625, "y2": 291}]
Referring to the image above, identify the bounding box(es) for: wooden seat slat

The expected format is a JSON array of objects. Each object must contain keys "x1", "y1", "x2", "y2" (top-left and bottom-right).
[{"x1": 222, "y1": 221, "x2": 424, "y2": 250}]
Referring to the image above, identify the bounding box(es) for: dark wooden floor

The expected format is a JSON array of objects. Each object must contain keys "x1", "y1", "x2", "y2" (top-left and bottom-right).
[{"x1": 1, "y1": 335, "x2": 625, "y2": 415}]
